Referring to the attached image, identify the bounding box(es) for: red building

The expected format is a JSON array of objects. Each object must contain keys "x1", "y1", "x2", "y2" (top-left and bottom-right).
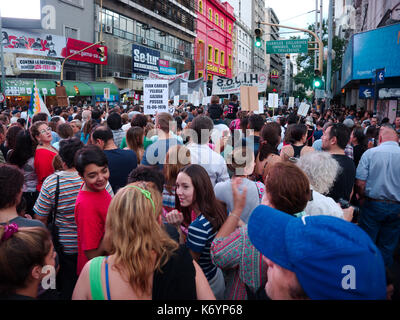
[{"x1": 195, "y1": 0, "x2": 235, "y2": 80}]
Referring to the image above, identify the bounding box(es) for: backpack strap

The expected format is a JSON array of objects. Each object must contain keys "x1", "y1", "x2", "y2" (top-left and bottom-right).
[{"x1": 89, "y1": 256, "x2": 106, "y2": 300}]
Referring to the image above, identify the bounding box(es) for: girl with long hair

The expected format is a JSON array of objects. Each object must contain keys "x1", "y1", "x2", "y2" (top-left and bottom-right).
[
  {"x1": 125, "y1": 126, "x2": 145, "y2": 163},
  {"x1": 254, "y1": 122, "x2": 282, "y2": 182},
  {"x1": 8, "y1": 130, "x2": 38, "y2": 217},
  {"x1": 165, "y1": 164, "x2": 227, "y2": 299},
  {"x1": 72, "y1": 182, "x2": 214, "y2": 300}
]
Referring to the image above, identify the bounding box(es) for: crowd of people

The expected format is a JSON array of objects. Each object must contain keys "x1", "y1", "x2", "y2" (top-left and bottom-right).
[{"x1": 0, "y1": 97, "x2": 399, "y2": 300}]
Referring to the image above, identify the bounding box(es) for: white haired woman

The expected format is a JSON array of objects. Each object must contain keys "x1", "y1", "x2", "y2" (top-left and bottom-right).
[{"x1": 297, "y1": 151, "x2": 353, "y2": 221}]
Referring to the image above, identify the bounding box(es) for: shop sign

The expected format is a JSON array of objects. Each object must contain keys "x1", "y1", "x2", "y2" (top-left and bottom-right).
[
  {"x1": 16, "y1": 57, "x2": 61, "y2": 73},
  {"x1": 132, "y1": 44, "x2": 160, "y2": 73},
  {"x1": 66, "y1": 38, "x2": 107, "y2": 65}
]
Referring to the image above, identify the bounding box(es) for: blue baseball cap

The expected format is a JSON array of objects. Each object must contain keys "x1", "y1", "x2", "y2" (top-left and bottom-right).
[{"x1": 248, "y1": 205, "x2": 386, "y2": 300}]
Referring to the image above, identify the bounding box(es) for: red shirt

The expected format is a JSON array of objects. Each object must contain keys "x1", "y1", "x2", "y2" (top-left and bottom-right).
[
  {"x1": 74, "y1": 186, "x2": 112, "y2": 275},
  {"x1": 34, "y1": 148, "x2": 57, "y2": 191}
]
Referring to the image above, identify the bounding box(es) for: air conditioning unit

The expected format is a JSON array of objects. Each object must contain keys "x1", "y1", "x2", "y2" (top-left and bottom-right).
[
  {"x1": 179, "y1": 51, "x2": 184, "y2": 57},
  {"x1": 113, "y1": 72, "x2": 120, "y2": 78},
  {"x1": 105, "y1": 25, "x2": 113, "y2": 34},
  {"x1": 155, "y1": 43, "x2": 162, "y2": 49},
  {"x1": 173, "y1": 49, "x2": 179, "y2": 54},
  {"x1": 142, "y1": 38, "x2": 148, "y2": 45}
]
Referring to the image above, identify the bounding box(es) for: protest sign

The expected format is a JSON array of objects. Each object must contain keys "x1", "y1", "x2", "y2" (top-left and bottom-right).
[
  {"x1": 268, "y1": 93, "x2": 279, "y2": 108},
  {"x1": 240, "y1": 86, "x2": 258, "y2": 111},
  {"x1": 173, "y1": 95, "x2": 179, "y2": 106},
  {"x1": 143, "y1": 80, "x2": 169, "y2": 115},
  {"x1": 298, "y1": 103, "x2": 310, "y2": 117},
  {"x1": 288, "y1": 97, "x2": 295, "y2": 108},
  {"x1": 180, "y1": 82, "x2": 188, "y2": 96}
]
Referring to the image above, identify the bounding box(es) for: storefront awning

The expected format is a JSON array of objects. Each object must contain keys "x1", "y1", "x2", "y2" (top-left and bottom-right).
[{"x1": 3, "y1": 79, "x2": 119, "y2": 100}]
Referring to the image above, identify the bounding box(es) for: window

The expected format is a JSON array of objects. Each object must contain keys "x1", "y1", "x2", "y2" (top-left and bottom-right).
[
  {"x1": 215, "y1": 13, "x2": 219, "y2": 25},
  {"x1": 228, "y1": 24, "x2": 232, "y2": 34},
  {"x1": 228, "y1": 55, "x2": 232, "y2": 69},
  {"x1": 221, "y1": 18, "x2": 224, "y2": 29},
  {"x1": 208, "y1": 74, "x2": 213, "y2": 80},
  {"x1": 198, "y1": 0, "x2": 203, "y2": 14},
  {"x1": 64, "y1": 25, "x2": 80, "y2": 39},
  {"x1": 198, "y1": 71, "x2": 204, "y2": 79},
  {"x1": 220, "y1": 51, "x2": 225, "y2": 66},
  {"x1": 209, "y1": 9, "x2": 212, "y2": 20},
  {"x1": 208, "y1": 45, "x2": 213, "y2": 61},
  {"x1": 214, "y1": 48, "x2": 219, "y2": 64}
]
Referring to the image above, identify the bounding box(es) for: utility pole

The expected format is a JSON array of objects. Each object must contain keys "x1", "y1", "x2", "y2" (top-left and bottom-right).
[
  {"x1": 326, "y1": 0, "x2": 333, "y2": 108},
  {"x1": 314, "y1": 0, "x2": 318, "y2": 71},
  {"x1": 0, "y1": 8, "x2": 6, "y2": 108}
]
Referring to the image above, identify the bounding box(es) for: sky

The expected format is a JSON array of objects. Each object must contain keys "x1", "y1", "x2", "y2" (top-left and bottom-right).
[
  {"x1": 0, "y1": 0, "x2": 41, "y2": 19},
  {"x1": 265, "y1": 0, "x2": 330, "y2": 39}
]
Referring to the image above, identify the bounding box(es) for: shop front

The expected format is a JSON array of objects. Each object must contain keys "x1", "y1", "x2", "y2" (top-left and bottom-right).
[{"x1": 3, "y1": 79, "x2": 119, "y2": 108}]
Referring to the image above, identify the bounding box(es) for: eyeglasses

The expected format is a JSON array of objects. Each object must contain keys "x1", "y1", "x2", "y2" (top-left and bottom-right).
[{"x1": 40, "y1": 127, "x2": 52, "y2": 134}]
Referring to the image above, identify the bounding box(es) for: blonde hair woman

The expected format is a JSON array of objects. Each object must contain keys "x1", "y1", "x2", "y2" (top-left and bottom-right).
[{"x1": 72, "y1": 182, "x2": 214, "y2": 300}]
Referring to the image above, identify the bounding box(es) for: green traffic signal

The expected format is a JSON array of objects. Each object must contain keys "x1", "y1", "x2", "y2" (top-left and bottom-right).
[
  {"x1": 255, "y1": 38, "x2": 262, "y2": 47},
  {"x1": 313, "y1": 77, "x2": 324, "y2": 89}
]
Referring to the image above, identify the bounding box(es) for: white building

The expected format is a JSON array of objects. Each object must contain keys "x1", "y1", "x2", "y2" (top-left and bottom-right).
[{"x1": 235, "y1": 18, "x2": 253, "y2": 75}]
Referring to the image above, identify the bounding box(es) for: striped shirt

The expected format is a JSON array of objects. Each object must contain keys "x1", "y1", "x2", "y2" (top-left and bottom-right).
[
  {"x1": 186, "y1": 214, "x2": 218, "y2": 281},
  {"x1": 162, "y1": 185, "x2": 176, "y2": 211},
  {"x1": 33, "y1": 171, "x2": 114, "y2": 254}
]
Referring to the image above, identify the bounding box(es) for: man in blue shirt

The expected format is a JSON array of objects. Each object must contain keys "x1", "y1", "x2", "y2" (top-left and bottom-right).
[{"x1": 355, "y1": 124, "x2": 400, "y2": 267}]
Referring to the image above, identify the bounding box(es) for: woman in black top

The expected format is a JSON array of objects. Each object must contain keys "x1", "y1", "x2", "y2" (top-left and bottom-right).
[{"x1": 351, "y1": 127, "x2": 367, "y2": 168}]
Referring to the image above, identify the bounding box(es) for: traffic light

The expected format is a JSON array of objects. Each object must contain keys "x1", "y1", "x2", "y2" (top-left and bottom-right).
[
  {"x1": 254, "y1": 28, "x2": 262, "y2": 48},
  {"x1": 312, "y1": 70, "x2": 324, "y2": 89},
  {"x1": 97, "y1": 46, "x2": 106, "y2": 62}
]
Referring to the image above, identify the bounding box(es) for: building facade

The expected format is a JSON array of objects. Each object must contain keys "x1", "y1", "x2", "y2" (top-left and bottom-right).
[
  {"x1": 338, "y1": 0, "x2": 400, "y2": 120},
  {"x1": 95, "y1": 0, "x2": 197, "y2": 90},
  {"x1": 234, "y1": 18, "x2": 253, "y2": 76},
  {"x1": 282, "y1": 56, "x2": 294, "y2": 97},
  {"x1": 2, "y1": 0, "x2": 96, "y2": 82},
  {"x1": 264, "y1": 8, "x2": 283, "y2": 92},
  {"x1": 194, "y1": 0, "x2": 235, "y2": 80}
]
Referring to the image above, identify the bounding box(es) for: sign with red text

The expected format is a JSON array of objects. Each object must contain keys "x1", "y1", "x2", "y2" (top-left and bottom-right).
[
  {"x1": 16, "y1": 57, "x2": 61, "y2": 73},
  {"x1": 65, "y1": 38, "x2": 108, "y2": 65}
]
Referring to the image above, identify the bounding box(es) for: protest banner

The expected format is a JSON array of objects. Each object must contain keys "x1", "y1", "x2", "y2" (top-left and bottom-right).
[
  {"x1": 143, "y1": 80, "x2": 169, "y2": 115},
  {"x1": 212, "y1": 73, "x2": 268, "y2": 95}
]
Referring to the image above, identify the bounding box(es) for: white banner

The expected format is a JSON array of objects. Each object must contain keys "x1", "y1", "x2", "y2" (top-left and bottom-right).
[
  {"x1": 212, "y1": 73, "x2": 268, "y2": 95},
  {"x1": 148, "y1": 71, "x2": 191, "y2": 81},
  {"x1": 3, "y1": 28, "x2": 66, "y2": 58},
  {"x1": 143, "y1": 80, "x2": 169, "y2": 115},
  {"x1": 16, "y1": 58, "x2": 61, "y2": 73}
]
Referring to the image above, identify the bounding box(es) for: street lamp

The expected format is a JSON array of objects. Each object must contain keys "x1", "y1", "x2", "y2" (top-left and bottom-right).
[{"x1": 204, "y1": 28, "x2": 217, "y2": 82}]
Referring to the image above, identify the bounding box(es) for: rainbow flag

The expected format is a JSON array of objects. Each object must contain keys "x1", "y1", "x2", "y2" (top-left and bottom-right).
[{"x1": 27, "y1": 80, "x2": 50, "y2": 127}]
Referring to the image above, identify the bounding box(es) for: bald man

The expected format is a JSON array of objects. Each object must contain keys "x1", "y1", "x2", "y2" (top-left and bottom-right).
[{"x1": 355, "y1": 124, "x2": 400, "y2": 267}]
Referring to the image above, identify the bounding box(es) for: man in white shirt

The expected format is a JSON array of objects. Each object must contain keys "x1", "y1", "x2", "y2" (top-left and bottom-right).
[{"x1": 187, "y1": 115, "x2": 229, "y2": 186}]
